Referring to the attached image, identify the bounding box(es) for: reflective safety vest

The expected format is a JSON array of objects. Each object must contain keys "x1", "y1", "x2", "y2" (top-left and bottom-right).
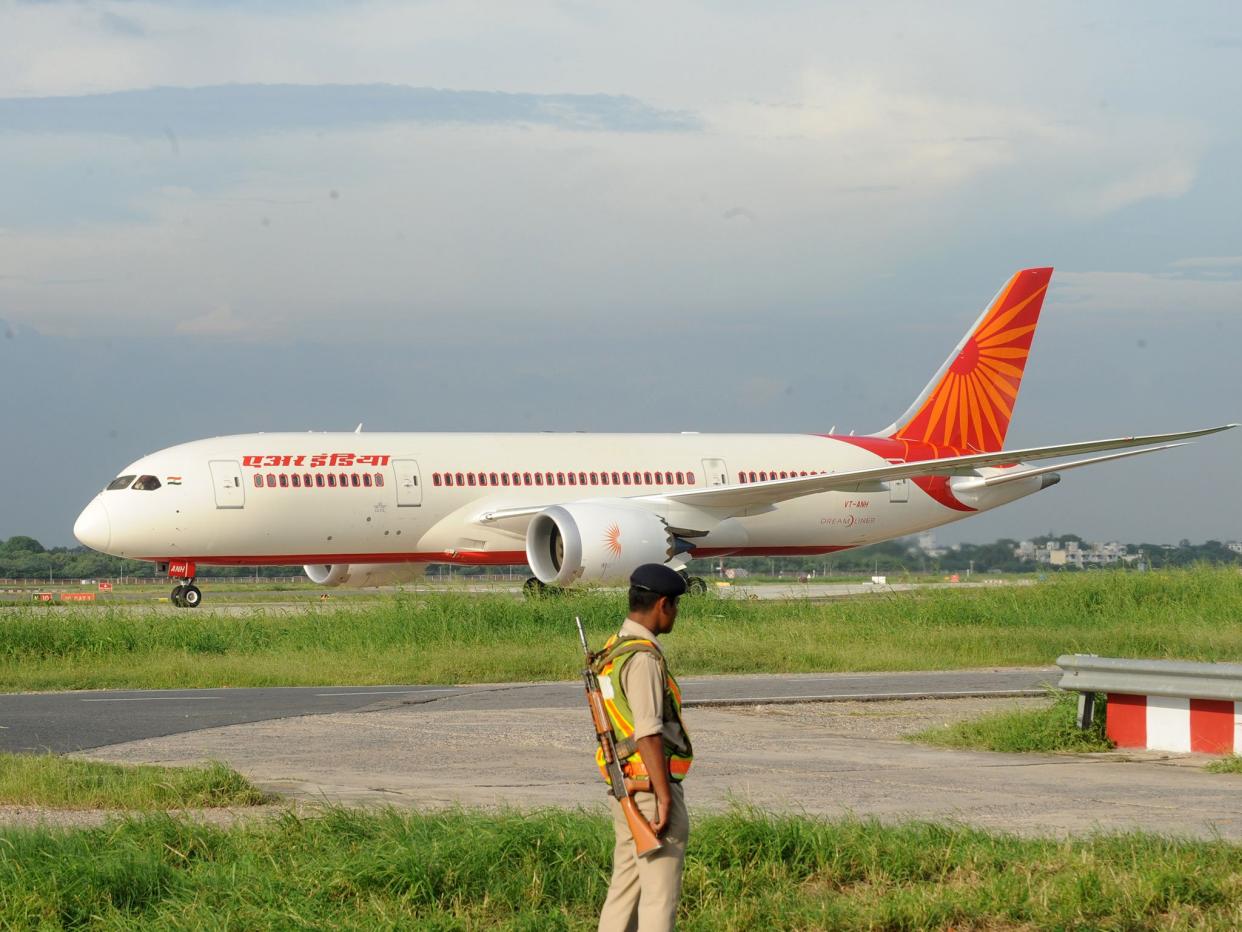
[{"x1": 593, "y1": 633, "x2": 693, "y2": 784}]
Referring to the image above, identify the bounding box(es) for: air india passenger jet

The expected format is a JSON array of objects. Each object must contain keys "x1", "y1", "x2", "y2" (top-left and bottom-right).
[{"x1": 73, "y1": 268, "x2": 1234, "y2": 606}]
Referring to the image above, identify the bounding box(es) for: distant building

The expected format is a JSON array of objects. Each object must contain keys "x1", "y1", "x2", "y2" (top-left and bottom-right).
[
  {"x1": 1015, "y1": 539, "x2": 1133, "y2": 567},
  {"x1": 1228, "y1": 541, "x2": 1242, "y2": 556},
  {"x1": 915, "y1": 532, "x2": 948, "y2": 558}
]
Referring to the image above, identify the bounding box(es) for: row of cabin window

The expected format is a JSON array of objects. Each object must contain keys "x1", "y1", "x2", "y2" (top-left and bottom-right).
[
  {"x1": 253, "y1": 472, "x2": 386, "y2": 489},
  {"x1": 738, "y1": 469, "x2": 823, "y2": 483},
  {"x1": 432, "y1": 469, "x2": 697, "y2": 488}
]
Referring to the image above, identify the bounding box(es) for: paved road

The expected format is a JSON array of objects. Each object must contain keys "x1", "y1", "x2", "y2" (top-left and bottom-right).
[{"x1": 0, "y1": 668, "x2": 1055, "y2": 753}]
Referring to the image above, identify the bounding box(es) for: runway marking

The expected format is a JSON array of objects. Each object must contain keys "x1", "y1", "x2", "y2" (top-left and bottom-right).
[
  {"x1": 81, "y1": 696, "x2": 225, "y2": 702},
  {"x1": 313, "y1": 689, "x2": 461, "y2": 697}
]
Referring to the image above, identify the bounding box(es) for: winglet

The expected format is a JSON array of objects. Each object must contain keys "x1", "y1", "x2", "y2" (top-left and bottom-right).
[{"x1": 877, "y1": 267, "x2": 1053, "y2": 452}]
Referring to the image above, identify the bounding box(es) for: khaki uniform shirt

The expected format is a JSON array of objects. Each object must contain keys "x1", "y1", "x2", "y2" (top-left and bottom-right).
[{"x1": 616, "y1": 618, "x2": 690, "y2": 756}]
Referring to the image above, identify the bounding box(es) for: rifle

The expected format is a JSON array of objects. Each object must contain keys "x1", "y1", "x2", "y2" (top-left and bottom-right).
[{"x1": 576, "y1": 616, "x2": 663, "y2": 859}]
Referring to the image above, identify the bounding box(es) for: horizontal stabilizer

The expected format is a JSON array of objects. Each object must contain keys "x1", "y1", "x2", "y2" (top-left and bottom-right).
[{"x1": 950, "y1": 443, "x2": 1188, "y2": 490}]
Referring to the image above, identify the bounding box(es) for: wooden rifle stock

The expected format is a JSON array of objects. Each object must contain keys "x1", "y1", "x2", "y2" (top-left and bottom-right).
[
  {"x1": 577, "y1": 616, "x2": 663, "y2": 860},
  {"x1": 619, "y1": 793, "x2": 663, "y2": 858}
]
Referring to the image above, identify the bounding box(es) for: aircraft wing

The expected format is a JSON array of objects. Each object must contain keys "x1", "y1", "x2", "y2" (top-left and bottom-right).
[
  {"x1": 472, "y1": 424, "x2": 1234, "y2": 529},
  {"x1": 650, "y1": 424, "x2": 1236, "y2": 512},
  {"x1": 475, "y1": 504, "x2": 546, "y2": 530}
]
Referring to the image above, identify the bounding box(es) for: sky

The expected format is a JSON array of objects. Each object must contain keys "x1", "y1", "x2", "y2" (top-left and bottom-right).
[{"x1": 1, "y1": 0, "x2": 1240, "y2": 549}]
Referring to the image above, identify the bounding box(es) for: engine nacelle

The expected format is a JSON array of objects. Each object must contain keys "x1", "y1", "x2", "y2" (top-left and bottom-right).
[
  {"x1": 303, "y1": 563, "x2": 425, "y2": 588},
  {"x1": 526, "y1": 503, "x2": 684, "y2": 586}
]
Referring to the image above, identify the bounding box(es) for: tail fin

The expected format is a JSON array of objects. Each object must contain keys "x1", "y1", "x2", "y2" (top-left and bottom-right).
[{"x1": 878, "y1": 267, "x2": 1052, "y2": 452}]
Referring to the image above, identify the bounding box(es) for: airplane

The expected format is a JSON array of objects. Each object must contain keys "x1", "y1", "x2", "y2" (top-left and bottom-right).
[{"x1": 73, "y1": 267, "x2": 1234, "y2": 607}]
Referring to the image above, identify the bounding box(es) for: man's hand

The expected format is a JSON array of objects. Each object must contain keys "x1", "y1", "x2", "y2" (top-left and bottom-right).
[{"x1": 652, "y1": 790, "x2": 672, "y2": 835}]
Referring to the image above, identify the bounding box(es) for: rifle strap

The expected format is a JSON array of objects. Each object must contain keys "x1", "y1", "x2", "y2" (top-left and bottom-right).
[{"x1": 593, "y1": 637, "x2": 668, "y2": 681}]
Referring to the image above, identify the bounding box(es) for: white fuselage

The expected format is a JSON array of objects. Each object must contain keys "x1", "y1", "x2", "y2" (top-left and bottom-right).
[{"x1": 74, "y1": 431, "x2": 1046, "y2": 567}]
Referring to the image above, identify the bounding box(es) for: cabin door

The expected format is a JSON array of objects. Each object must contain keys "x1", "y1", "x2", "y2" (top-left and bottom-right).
[
  {"x1": 701, "y1": 458, "x2": 729, "y2": 487},
  {"x1": 209, "y1": 460, "x2": 245, "y2": 509},
  {"x1": 394, "y1": 459, "x2": 423, "y2": 506}
]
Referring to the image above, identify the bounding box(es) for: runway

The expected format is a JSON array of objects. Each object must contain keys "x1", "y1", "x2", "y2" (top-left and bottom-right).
[
  {"x1": 0, "y1": 577, "x2": 1029, "y2": 608},
  {"x1": 0, "y1": 668, "x2": 1052, "y2": 753}
]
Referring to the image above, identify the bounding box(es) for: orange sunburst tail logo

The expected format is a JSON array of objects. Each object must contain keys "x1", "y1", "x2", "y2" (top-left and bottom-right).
[{"x1": 890, "y1": 267, "x2": 1052, "y2": 453}]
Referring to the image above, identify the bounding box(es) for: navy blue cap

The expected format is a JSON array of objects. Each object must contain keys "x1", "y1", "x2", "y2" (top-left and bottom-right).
[{"x1": 629, "y1": 563, "x2": 687, "y2": 598}]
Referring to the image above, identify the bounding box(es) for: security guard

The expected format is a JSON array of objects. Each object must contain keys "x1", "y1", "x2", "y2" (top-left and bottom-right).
[{"x1": 597, "y1": 563, "x2": 692, "y2": 932}]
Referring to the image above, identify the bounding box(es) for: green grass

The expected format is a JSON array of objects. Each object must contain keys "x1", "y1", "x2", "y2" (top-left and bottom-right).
[
  {"x1": 1206, "y1": 756, "x2": 1242, "y2": 775},
  {"x1": 1, "y1": 807, "x2": 1240, "y2": 929},
  {"x1": 0, "y1": 567, "x2": 1240, "y2": 690},
  {"x1": 910, "y1": 689, "x2": 1115, "y2": 753},
  {"x1": 0, "y1": 754, "x2": 274, "y2": 809}
]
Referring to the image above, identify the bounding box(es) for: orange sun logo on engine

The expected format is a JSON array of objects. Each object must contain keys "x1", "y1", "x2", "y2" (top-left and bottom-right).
[{"x1": 603, "y1": 523, "x2": 623, "y2": 559}]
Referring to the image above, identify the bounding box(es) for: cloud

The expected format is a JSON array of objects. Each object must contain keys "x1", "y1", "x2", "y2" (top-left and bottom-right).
[
  {"x1": 1171, "y1": 256, "x2": 1242, "y2": 270},
  {"x1": 0, "y1": 9, "x2": 1222, "y2": 345},
  {"x1": 97, "y1": 11, "x2": 147, "y2": 38},
  {"x1": 707, "y1": 72, "x2": 1203, "y2": 219},
  {"x1": 0, "y1": 84, "x2": 702, "y2": 138},
  {"x1": 175, "y1": 304, "x2": 252, "y2": 336},
  {"x1": 1063, "y1": 162, "x2": 1197, "y2": 218},
  {"x1": 1053, "y1": 269, "x2": 1242, "y2": 315},
  {"x1": 740, "y1": 376, "x2": 791, "y2": 406}
]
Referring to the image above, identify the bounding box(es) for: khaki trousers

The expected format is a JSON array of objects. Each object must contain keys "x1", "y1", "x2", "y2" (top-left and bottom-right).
[{"x1": 598, "y1": 782, "x2": 689, "y2": 932}]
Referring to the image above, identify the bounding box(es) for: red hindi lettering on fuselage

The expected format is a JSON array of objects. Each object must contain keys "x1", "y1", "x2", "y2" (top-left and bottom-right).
[{"x1": 243, "y1": 453, "x2": 390, "y2": 469}]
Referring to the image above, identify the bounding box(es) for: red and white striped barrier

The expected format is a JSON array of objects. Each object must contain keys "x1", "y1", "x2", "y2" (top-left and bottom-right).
[
  {"x1": 1059, "y1": 655, "x2": 1242, "y2": 756},
  {"x1": 1107, "y1": 694, "x2": 1242, "y2": 754}
]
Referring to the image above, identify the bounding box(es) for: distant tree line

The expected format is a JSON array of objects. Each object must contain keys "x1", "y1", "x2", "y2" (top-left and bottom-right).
[
  {"x1": 1, "y1": 533, "x2": 1238, "y2": 583},
  {"x1": 686, "y1": 534, "x2": 1242, "y2": 578},
  {"x1": 0, "y1": 537, "x2": 300, "y2": 581}
]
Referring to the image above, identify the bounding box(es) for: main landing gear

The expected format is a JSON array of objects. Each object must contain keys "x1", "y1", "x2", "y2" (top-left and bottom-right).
[
  {"x1": 523, "y1": 574, "x2": 708, "y2": 598},
  {"x1": 171, "y1": 580, "x2": 202, "y2": 608},
  {"x1": 523, "y1": 577, "x2": 565, "y2": 599},
  {"x1": 679, "y1": 572, "x2": 709, "y2": 596}
]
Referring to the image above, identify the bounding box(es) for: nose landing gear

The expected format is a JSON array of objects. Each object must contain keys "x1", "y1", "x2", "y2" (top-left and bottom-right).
[
  {"x1": 162, "y1": 560, "x2": 202, "y2": 608},
  {"x1": 170, "y1": 581, "x2": 202, "y2": 608}
]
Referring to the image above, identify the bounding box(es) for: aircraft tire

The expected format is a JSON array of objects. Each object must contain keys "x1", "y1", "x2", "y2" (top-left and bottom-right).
[
  {"x1": 523, "y1": 577, "x2": 547, "y2": 599},
  {"x1": 181, "y1": 585, "x2": 202, "y2": 608},
  {"x1": 687, "y1": 576, "x2": 709, "y2": 596},
  {"x1": 170, "y1": 585, "x2": 185, "y2": 607}
]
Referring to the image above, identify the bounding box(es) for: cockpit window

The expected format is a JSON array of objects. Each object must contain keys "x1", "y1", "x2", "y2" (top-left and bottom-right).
[
  {"x1": 106, "y1": 475, "x2": 136, "y2": 491},
  {"x1": 132, "y1": 475, "x2": 162, "y2": 491}
]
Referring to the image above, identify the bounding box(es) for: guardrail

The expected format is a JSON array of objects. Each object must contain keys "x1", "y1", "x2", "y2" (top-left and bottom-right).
[{"x1": 1057, "y1": 654, "x2": 1242, "y2": 755}]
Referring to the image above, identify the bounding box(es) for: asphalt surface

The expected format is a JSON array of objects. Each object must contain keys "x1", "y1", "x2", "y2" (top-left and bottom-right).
[{"x1": 0, "y1": 668, "x2": 1055, "y2": 754}]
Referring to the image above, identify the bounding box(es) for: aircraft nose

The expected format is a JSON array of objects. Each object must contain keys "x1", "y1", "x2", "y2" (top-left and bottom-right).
[{"x1": 74, "y1": 498, "x2": 111, "y2": 552}]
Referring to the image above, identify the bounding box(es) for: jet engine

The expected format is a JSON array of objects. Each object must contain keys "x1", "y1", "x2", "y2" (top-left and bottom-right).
[
  {"x1": 303, "y1": 563, "x2": 425, "y2": 588},
  {"x1": 525, "y1": 503, "x2": 689, "y2": 586}
]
